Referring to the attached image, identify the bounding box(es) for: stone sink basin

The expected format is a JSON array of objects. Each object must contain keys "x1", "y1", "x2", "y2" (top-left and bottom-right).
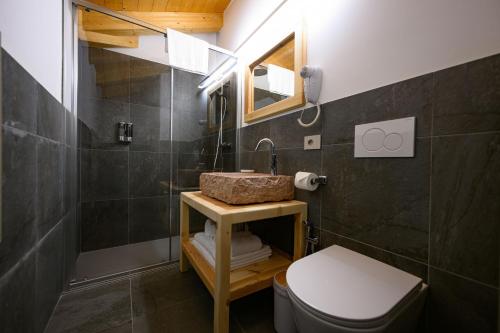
[{"x1": 199, "y1": 172, "x2": 294, "y2": 205}]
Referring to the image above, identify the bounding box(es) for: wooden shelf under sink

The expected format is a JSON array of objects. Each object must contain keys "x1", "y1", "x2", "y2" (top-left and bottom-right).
[
  {"x1": 182, "y1": 240, "x2": 292, "y2": 302},
  {"x1": 179, "y1": 191, "x2": 307, "y2": 333}
]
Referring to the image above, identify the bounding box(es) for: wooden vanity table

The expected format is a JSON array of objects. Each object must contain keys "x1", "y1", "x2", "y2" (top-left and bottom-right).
[{"x1": 179, "y1": 191, "x2": 307, "y2": 333}]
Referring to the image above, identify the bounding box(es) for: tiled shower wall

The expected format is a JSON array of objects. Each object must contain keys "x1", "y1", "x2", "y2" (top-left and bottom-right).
[
  {"x1": 0, "y1": 49, "x2": 79, "y2": 332},
  {"x1": 78, "y1": 45, "x2": 172, "y2": 251},
  {"x1": 240, "y1": 53, "x2": 499, "y2": 332},
  {"x1": 78, "y1": 46, "x2": 237, "y2": 250}
]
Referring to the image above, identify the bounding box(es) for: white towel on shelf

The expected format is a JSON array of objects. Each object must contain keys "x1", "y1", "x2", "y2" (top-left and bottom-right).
[
  {"x1": 191, "y1": 238, "x2": 272, "y2": 270},
  {"x1": 167, "y1": 28, "x2": 209, "y2": 74},
  {"x1": 204, "y1": 219, "x2": 217, "y2": 239},
  {"x1": 194, "y1": 232, "x2": 263, "y2": 257},
  {"x1": 267, "y1": 64, "x2": 295, "y2": 97}
]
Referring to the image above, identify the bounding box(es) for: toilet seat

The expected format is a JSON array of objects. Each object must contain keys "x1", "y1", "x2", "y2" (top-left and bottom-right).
[
  {"x1": 288, "y1": 284, "x2": 422, "y2": 330},
  {"x1": 287, "y1": 245, "x2": 422, "y2": 329}
]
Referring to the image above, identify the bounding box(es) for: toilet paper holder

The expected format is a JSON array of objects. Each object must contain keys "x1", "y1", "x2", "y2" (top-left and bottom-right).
[
  {"x1": 294, "y1": 172, "x2": 328, "y2": 191},
  {"x1": 311, "y1": 175, "x2": 328, "y2": 185}
]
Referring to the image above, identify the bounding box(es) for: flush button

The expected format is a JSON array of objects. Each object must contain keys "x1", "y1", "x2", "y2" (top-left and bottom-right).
[
  {"x1": 362, "y1": 128, "x2": 385, "y2": 151},
  {"x1": 384, "y1": 133, "x2": 404, "y2": 151},
  {"x1": 354, "y1": 117, "x2": 415, "y2": 157}
]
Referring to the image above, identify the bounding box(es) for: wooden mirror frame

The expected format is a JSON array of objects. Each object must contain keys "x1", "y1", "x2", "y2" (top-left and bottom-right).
[{"x1": 244, "y1": 26, "x2": 306, "y2": 123}]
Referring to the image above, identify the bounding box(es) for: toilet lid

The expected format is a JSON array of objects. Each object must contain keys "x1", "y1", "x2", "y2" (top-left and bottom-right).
[{"x1": 287, "y1": 245, "x2": 422, "y2": 323}]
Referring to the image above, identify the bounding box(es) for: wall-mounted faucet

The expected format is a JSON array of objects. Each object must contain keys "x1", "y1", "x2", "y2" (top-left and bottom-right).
[{"x1": 254, "y1": 138, "x2": 277, "y2": 176}]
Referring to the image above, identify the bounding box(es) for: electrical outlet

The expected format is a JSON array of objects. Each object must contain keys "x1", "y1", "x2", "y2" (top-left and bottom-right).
[{"x1": 304, "y1": 135, "x2": 321, "y2": 150}]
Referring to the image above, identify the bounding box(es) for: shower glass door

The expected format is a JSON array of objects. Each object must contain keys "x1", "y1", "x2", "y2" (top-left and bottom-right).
[
  {"x1": 75, "y1": 7, "x2": 174, "y2": 282},
  {"x1": 170, "y1": 66, "x2": 238, "y2": 255},
  {"x1": 73, "y1": 2, "x2": 237, "y2": 283}
]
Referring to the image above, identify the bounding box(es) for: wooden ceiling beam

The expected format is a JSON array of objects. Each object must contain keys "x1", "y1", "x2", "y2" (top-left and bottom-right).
[
  {"x1": 81, "y1": 10, "x2": 223, "y2": 33},
  {"x1": 79, "y1": 28, "x2": 139, "y2": 48}
]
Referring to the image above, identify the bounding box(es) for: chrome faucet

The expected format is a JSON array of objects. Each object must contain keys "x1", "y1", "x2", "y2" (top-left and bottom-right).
[{"x1": 254, "y1": 138, "x2": 277, "y2": 176}]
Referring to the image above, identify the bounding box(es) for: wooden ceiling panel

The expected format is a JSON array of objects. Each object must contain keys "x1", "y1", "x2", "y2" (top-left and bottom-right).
[
  {"x1": 80, "y1": 0, "x2": 230, "y2": 48},
  {"x1": 81, "y1": 9, "x2": 223, "y2": 33},
  {"x1": 88, "y1": 0, "x2": 231, "y2": 12},
  {"x1": 151, "y1": 0, "x2": 168, "y2": 11}
]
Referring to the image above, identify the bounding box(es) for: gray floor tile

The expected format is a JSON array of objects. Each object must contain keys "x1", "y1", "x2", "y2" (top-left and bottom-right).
[
  {"x1": 45, "y1": 280, "x2": 131, "y2": 333},
  {"x1": 46, "y1": 264, "x2": 274, "y2": 333}
]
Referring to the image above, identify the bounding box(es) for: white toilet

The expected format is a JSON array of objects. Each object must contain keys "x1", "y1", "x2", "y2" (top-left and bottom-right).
[{"x1": 286, "y1": 245, "x2": 427, "y2": 333}]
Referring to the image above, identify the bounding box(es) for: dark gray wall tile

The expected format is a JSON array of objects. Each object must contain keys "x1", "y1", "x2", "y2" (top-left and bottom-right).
[
  {"x1": 171, "y1": 69, "x2": 206, "y2": 145},
  {"x1": 393, "y1": 74, "x2": 434, "y2": 137},
  {"x1": 174, "y1": 153, "x2": 206, "y2": 191},
  {"x1": 35, "y1": 222, "x2": 65, "y2": 333},
  {"x1": 130, "y1": 59, "x2": 171, "y2": 108},
  {"x1": 129, "y1": 197, "x2": 169, "y2": 243},
  {"x1": 430, "y1": 133, "x2": 500, "y2": 286},
  {"x1": 63, "y1": 147, "x2": 78, "y2": 214},
  {"x1": 433, "y1": 54, "x2": 500, "y2": 135},
  {"x1": 269, "y1": 106, "x2": 323, "y2": 149},
  {"x1": 2, "y1": 49, "x2": 37, "y2": 132},
  {"x1": 37, "y1": 139, "x2": 64, "y2": 238},
  {"x1": 129, "y1": 104, "x2": 162, "y2": 152},
  {"x1": 239, "y1": 150, "x2": 270, "y2": 173},
  {"x1": 45, "y1": 279, "x2": 131, "y2": 333},
  {"x1": 37, "y1": 84, "x2": 64, "y2": 141},
  {"x1": 0, "y1": 251, "x2": 36, "y2": 333},
  {"x1": 65, "y1": 109, "x2": 77, "y2": 148},
  {"x1": 170, "y1": 194, "x2": 180, "y2": 236},
  {"x1": 79, "y1": 46, "x2": 130, "y2": 103},
  {"x1": 221, "y1": 128, "x2": 237, "y2": 155},
  {"x1": 428, "y1": 268, "x2": 498, "y2": 333},
  {"x1": 249, "y1": 216, "x2": 295, "y2": 255},
  {"x1": 81, "y1": 149, "x2": 129, "y2": 202},
  {"x1": 277, "y1": 148, "x2": 322, "y2": 225},
  {"x1": 322, "y1": 75, "x2": 433, "y2": 144},
  {"x1": 231, "y1": 288, "x2": 276, "y2": 333},
  {"x1": 0, "y1": 126, "x2": 37, "y2": 276},
  {"x1": 78, "y1": 98, "x2": 129, "y2": 150},
  {"x1": 321, "y1": 140, "x2": 431, "y2": 262},
  {"x1": 1, "y1": 48, "x2": 79, "y2": 333},
  {"x1": 63, "y1": 210, "x2": 78, "y2": 286},
  {"x1": 240, "y1": 122, "x2": 270, "y2": 152},
  {"x1": 319, "y1": 230, "x2": 428, "y2": 281},
  {"x1": 222, "y1": 153, "x2": 236, "y2": 172},
  {"x1": 129, "y1": 152, "x2": 170, "y2": 197},
  {"x1": 81, "y1": 200, "x2": 129, "y2": 251},
  {"x1": 277, "y1": 148, "x2": 321, "y2": 175},
  {"x1": 322, "y1": 84, "x2": 393, "y2": 145}
]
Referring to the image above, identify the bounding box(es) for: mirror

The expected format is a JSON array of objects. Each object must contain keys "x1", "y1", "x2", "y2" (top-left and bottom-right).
[
  {"x1": 253, "y1": 37, "x2": 295, "y2": 110},
  {"x1": 245, "y1": 27, "x2": 306, "y2": 123}
]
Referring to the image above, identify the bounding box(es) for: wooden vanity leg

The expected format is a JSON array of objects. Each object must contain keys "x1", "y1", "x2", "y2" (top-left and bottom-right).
[
  {"x1": 293, "y1": 212, "x2": 304, "y2": 261},
  {"x1": 214, "y1": 220, "x2": 231, "y2": 333},
  {"x1": 179, "y1": 199, "x2": 190, "y2": 272}
]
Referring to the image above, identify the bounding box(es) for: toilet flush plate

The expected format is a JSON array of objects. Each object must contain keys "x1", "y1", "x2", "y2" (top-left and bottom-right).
[{"x1": 354, "y1": 117, "x2": 415, "y2": 158}]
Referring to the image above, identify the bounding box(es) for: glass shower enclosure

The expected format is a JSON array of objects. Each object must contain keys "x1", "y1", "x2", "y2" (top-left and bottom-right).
[{"x1": 71, "y1": 1, "x2": 237, "y2": 284}]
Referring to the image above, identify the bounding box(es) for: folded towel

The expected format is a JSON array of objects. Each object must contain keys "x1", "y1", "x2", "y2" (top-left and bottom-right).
[
  {"x1": 204, "y1": 219, "x2": 217, "y2": 239},
  {"x1": 191, "y1": 238, "x2": 272, "y2": 270},
  {"x1": 167, "y1": 28, "x2": 209, "y2": 74},
  {"x1": 194, "y1": 232, "x2": 263, "y2": 257},
  {"x1": 268, "y1": 64, "x2": 295, "y2": 97}
]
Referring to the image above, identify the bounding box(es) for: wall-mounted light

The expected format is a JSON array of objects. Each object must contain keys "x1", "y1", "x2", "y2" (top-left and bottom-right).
[{"x1": 198, "y1": 57, "x2": 238, "y2": 90}]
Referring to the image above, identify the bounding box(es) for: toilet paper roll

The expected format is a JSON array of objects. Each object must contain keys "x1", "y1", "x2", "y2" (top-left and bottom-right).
[{"x1": 294, "y1": 172, "x2": 319, "y2": 191}]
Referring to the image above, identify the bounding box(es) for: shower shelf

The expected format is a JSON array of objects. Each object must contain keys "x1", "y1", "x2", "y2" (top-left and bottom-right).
[{"x1": 179, "y1": 191, "x2": 307, "y2": 333}]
